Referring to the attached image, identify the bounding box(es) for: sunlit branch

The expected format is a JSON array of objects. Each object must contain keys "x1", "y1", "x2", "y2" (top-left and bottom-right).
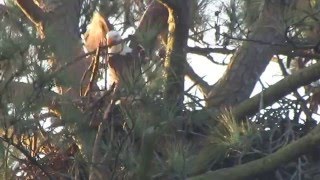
[{"x1": 232, "y1": 60, "x2": 320, "y2": 121}]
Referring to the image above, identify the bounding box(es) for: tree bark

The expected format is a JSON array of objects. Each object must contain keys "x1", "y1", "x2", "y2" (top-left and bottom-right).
[
  {"x1": 232, "y1": 59, "x2": 320, "y2": 121},
  {"x1": 134, "y1": 1, "x2": 168, "y2": 55},
  {"x1": 15, "y1": 0, "x2": 91, "y2": 97},
  {"x1": 191, "y1": 56, "x2": 320, "y2": 127},
  {"x1": 133, "y1": 1, "x2": 293, "y2": 110},
  {"x1": 206, "y1": 0, "x2": 287, "y2": 108},
  {"x1": 158, "y1": 0, "x2": 190, "y2": 110}
]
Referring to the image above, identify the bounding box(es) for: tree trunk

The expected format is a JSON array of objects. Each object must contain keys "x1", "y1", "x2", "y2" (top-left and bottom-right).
[
  {"x1": 133, "y1": 1, "x2": 290, "y2": 110},
  {"x1": 134, "y1": 1, "x2": 168, "y2": 55},
  {"x1": 159, "y1": 1, "x2": 190, "y2": 111},
  {"x1": 16, "y1": 0, "x2": 92, "y2": 97},
  {"x1": 206, "y1": 1, "x2": 287, "y2": 108}
]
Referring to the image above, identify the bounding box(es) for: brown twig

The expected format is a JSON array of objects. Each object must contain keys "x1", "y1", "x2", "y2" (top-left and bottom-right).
[
  {"x1": 0, "y1": 136, "x2": 54, "y2": 180},
  {"x1": 80, "y1": 46, "x2": 101, "y2": 96}
]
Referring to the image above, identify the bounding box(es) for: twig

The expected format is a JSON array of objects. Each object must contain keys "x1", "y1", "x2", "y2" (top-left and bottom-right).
[
  {"x1": 80, "y1": 46, "x2": 101, "y2": 96},
  {"x1": 0, "y1": 136, "x2": 54, "y2": 180}
]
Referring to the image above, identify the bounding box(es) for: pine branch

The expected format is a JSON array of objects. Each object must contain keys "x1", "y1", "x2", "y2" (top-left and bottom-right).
[{"x1": 188, "y1": 123, "x2": 320, "y2": 180}]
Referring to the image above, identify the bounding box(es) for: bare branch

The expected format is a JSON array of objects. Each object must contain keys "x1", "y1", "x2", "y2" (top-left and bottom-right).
[
  {"x1": 185, "y1": 62, "x2": 210, "y2": 95},
  {"x1": 187, "y1": 46, "x2": 235, "y2": 55},
  {"x1": 15, "y1": 0, "x2": 45, "y2": 25},
  {"x1": 232, "y1": 60, "x2": 320, "y2": 121},
  {"x1": 187, "y1": 46, "x2": 320, "y2": 60}
]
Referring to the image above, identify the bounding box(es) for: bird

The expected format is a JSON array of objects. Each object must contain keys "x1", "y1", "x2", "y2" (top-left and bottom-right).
[
  {"x1": 83, "y1": 13, "x2": 141, "y2": 92},
  {"x1": 106, "y1": 30, "x2": 139, "y2": 91}
]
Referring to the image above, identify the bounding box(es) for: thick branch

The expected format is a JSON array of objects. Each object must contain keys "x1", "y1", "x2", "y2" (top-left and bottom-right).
[
  {"x1": 134, "y1": 1, "x2": 168, "y2": 54},
  {"x1": 16, "y1": 0, "x2": 88, "y2": 98},
  {"x1": 185, "y1": 62, "x2": 210, "y2": 95},
  {"x1": 163, "y1": 2, "x2": 190, "y2": 109},
  {"x1": 206, "y1": 1, "x2": 287, "y2": 107},
  {"x1": 15, "y1": 0, "x2": 45, "y2": 24},
  {"x1": 157, "y1": 0, "x2": 177, "y2": 9},
  {"x1": 232, "y1": 60, "x2": 320, "y2": 121},
  {"x1": 188, "y1": 123, "x2": 320, "y2": 180},
  {"x1": 190, "y1": 57, "x2": 320, "y2": 133}
]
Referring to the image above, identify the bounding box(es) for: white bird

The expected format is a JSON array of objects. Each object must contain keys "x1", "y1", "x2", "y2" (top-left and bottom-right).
[{"x1": 106, "y1": 30, "x2": 138, "y2": 90}]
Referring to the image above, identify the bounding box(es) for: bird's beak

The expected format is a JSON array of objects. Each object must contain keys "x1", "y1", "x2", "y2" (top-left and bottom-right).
[{"x1": 107, "y1": 38, "x2": 114, "y2": 46}]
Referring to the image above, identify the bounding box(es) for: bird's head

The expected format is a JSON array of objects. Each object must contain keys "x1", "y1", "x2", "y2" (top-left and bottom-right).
[
  {"x1": 106, "y1": 30, "x2": 122, "y2": 46},
  {"x1": 106, "y1": 30, "x2": 132, "y2": 55}
]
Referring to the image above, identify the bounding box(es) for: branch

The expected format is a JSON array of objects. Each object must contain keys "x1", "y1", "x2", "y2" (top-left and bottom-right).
[
  {"x1": 187, "y1": 46, "x2": 233, "y2": 65},
  {"x1": 190, "y1": 58, "x2": 320, "y2": 133},
  {"x1": 133, "y1": 0, "x2": 168, "y2": 54},
  {"x1": 206, "y1": 1, "x2": 295, "y2": 107},
  {"x1": 81, "y1": 47, "x2": 101, "y2": 96},
  {"x1": 277, "y1": 48, "x2": 320, "y2": 60},
  {"x1": 188, "y1": 123, "x2": 320, "y2": 180},
  {"x1": 187, "y1": 46, "x2": 320, "y2": 60},
  {"x1": 185, "y1": 62, "x2": 210, "y2": 95},
  {"x1": 157, "y1": 0, "x2": 177, "y2": 9},
  {"x1": 232, "y1": 60, "x2": 320, "y2": 121},
  {"x1": 15, "y1": 0, "x2": 46, "y2": 25},
  {"x1": 0, "y1": 136, "x2": 53, "y2": 180},
  {"x1": 187, "y1": 46, "x2": 235, "y2": 55},
  {"x1": 163, "y1": 0, "x2": 190, "y2": 110}
]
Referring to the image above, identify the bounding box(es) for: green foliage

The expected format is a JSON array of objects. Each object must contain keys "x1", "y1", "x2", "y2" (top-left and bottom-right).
[
  {"x1": 192, "y1": 110, "x2": 259, "y2": 174},
  {"x1": 0, "y1": 142, "x2": 5, "y2": 163},
  {"x1": 1, "y1": 1, "x2": 320, "y2": 180}
]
